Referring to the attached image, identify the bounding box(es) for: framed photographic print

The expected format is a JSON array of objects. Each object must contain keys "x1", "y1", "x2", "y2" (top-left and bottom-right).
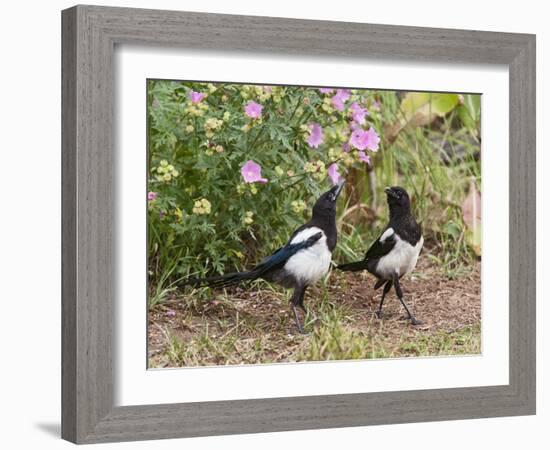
[
  {"x1": 145, "y1": 79, "x2": 482, "y2": 368},
  {"x1": 62, "y1": 5, "x2": 536, "y2": 444}
]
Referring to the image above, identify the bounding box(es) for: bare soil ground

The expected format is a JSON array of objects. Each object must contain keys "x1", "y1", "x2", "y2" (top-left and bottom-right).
[{"x1": 148, "y1": 258, "x2": 481, "y2": 368}]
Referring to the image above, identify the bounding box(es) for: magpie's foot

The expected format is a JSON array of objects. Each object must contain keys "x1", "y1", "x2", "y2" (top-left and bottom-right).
[
  {"x1": 375, "y1": 310, "x2": 383, "y2": 319},
  {"x1": 410, "y1": 317, "x2": 423, "y2": 326}
]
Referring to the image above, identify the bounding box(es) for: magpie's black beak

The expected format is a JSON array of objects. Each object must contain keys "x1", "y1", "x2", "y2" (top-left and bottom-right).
[
  {"x1": 384, "y1": 187, "x2": 399, "y2": 199},
  {"x1": 330, "y1": 180, "x2": 345, "y2": 201}
]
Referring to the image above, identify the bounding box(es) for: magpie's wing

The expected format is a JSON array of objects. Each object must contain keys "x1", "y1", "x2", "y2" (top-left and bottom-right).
[
  {"x1": 364, "y1": 227, "x2": 396, "y2": 259},
  {"x1": 254, "y1": 231, "x2": 323, "y2": 277},
  {"x1": 189, "y1": 231, "x2": 323, "y2": 288},
  {"x1": 338, "y1": 227, "x2": 396, "y2": 272}
]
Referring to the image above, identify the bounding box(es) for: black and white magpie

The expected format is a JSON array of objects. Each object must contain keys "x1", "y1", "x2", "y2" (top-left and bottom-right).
[
  {"x1": 187, "y1": 180, "x2": 345, "y2": 333},
  {"x1": 338, "y1": 186, "x2": 423, "y2": 325}
]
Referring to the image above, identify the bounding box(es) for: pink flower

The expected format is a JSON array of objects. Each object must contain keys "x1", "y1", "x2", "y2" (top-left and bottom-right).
[
  {"x1": 350, "y1": 102, "x2": 369, "y2": 124},
  {"x1": 358, "y1": 151, "x2": 371, "y2": 164},
  {"x1": 349, "y1": 127, "x2": 380, "y2": 152},
  {"x1": 350, "y1": 130, "x2": 368, "y2": 150},
  {"x1": 331, "y1": 89, "x2": 351, "y2": 111},
  {"x1": 327, "y1": 163, "x2": 342, "y2": 184},
  {"x1": 166, "y1": 309, "x2": 176, "y2": 318},
  {"x1": 364, "y1": 127, "x2": 380, "y2": 151},
  {"x1": 147, "y1": 191, "x2": 158, "y2": 201},
  {"x1": 241, "y1": 160, "x2": 268, "y2": 183},
  {"x1": 189, "y1": 91, "x2": 205, "y2": 103},
  {"x1": 319, "y1": 88, "x2": 334, "y2": 94},
  {"x1": 307, "y1": 123, "x2": 324, "y2": 148},
  {"x1": 342, "y1": 142, "x2": 350, "y2": 153},
  {"x1": 244, "y1": 101, "x2": 263, "y2": 119}
]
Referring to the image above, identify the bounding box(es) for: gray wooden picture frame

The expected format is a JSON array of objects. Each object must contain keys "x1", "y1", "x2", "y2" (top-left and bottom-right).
[{"x1": 61, "y1": 4, "x2": 536, "y2": 444}]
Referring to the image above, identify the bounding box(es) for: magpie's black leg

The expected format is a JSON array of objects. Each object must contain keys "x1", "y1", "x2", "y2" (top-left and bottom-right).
[
  {"x1": 298, "y1": 285, "x2": 319, "y2": 325},
  {"x1": 375, "y1": 280, "x2": 393, "y2": 319},
  {"x1": 290, "y1": 285, "x2": 307, "y2": 334},
  {"x1": 297, "y1": 285, "x2": 308, "y2": 312},
  {"x1": 392, "y1": 273, "x2": 422, "y2": 325}
]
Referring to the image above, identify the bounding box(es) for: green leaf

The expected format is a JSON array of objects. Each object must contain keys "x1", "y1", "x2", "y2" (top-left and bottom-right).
[
  {"x1": 457, "y1": 94, "x2": 481, "y2": 132},
  {"x1": 400, "y1": 92, "x2": 460, "y2": 126},
  {"x1": 442, "y1": 221, "x2": 462, "y2": 239}
]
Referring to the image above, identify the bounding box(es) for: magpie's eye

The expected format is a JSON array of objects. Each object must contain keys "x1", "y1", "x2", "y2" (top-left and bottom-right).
[{"x1": 328, "y1": 194, "x2": 335, "y2": 201}]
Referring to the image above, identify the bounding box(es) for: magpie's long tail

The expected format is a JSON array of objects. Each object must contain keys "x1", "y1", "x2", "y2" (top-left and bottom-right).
[
  {"x1": 185, "y1": 268, "x2": 262, "y2": 290},
  {"x1": 337, "y1": 260, "x2": 368, "y2": 272}
]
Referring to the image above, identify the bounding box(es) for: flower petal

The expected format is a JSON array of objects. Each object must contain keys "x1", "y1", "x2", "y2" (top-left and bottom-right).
[
  {"x1": 244, "y1": 101, "x2": 263, "y2": 119},
  {"x1": 241, "y1": 160, "x2": 268, "y2": 183},
  {"x1": 331, "y1": 89, "x2": 351, "y2": 111},
  {"x1": 358, "y1": 151, "x2": 371, "y2": 164},
  {"x1": 350, "y1": 102, "x2": 369, "y2": 124},
  {"x1": 306, "y1": 123, "x2": 324, "y2": 148},
  {"x1": 189, "y1": 91, "x2": 205, "y2": 103},
  {"x1": 327, "y1": 163, "x2": 341, "y2": 184}
]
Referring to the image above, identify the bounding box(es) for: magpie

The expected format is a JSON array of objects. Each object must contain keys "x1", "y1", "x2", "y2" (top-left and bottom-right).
[
  {"x1": 338, "y1": 186, "x2": 423, "y2": 325},
  {"x1": 187, "y1": 180, "x2": 345, "y2": 333}
]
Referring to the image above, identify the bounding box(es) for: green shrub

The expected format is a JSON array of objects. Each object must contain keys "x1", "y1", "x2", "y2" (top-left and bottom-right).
[{"x1": 147, "y1": 81, "x2": 384, "y2": 281}]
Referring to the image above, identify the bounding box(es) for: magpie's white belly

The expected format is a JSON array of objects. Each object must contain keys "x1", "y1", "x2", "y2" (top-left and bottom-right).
[
  {"x1": 284, "y1": 227, "x2": 332, "y2": 284},
  {"x1": 376, "y1": 235, "x2": 423, "y2": 279}
]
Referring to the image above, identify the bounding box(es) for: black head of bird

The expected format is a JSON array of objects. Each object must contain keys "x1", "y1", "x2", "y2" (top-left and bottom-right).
[
  {"x1": 312, "y1": 179, "x2": 345, "y2": 217},
  {"x1": 384, "y1": 186, "x2": 411, "y2": 217}
]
